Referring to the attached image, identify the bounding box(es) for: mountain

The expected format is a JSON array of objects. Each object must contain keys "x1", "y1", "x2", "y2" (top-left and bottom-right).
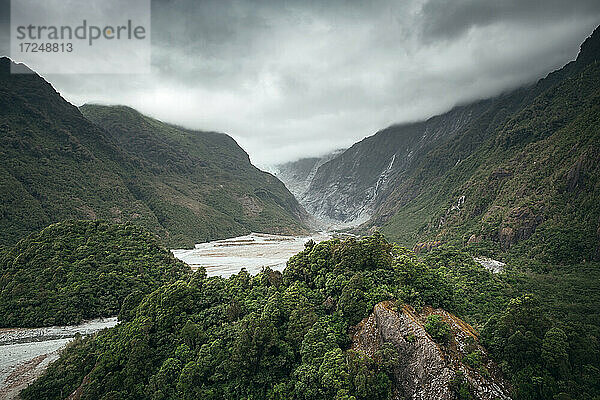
[
  {"x1": 274, "y1": 149, "x2": 345, "y2": 200},
  {"x1": 79, "y1": 104, "x2": 308, "y2": 244},
  {"x1": 303, "y1": 26, "x2": 600, "y2": 263},
  {"x1": 0, "y1": 220, "x2": 190, "y2": 328},
  {"x1": 302, "y1": 102, "x2": 492, "y2": 227},
  {"x1": 0, "y1": 58, "x2": 307, "y2": 250}
]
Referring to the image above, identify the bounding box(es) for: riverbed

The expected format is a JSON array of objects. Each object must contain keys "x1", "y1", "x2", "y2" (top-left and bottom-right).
[
  {"x1": 0, "y1": 317, "x2": 118, "y2": 400},
  {"x1": 172, "y1": 232, "x2": 330, "y2": 277},
  {"x1": 0, "y1": 232, "x2": 327, "y2": 399}
]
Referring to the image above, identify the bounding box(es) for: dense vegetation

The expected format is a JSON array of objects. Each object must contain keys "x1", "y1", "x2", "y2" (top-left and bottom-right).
[
  {"x1": 22, "y1": 235, "x2": 600, "y2": 400},
  {"x1": 0, "y1": 220, "x2": 191, "y2": 327},
  {"x1": 298, "y1": 27, "x2": 600, "y2": 265},
  {"x1": 80, "y1": 104, "x2": 308, "y2": 246},
  {"x1": 381, "y1": 47, "x2": 600, "y2": 266},
  {"x1": 294, "y1": 26, "x2": 600, "y2": 399},
  {"x1": 0, "y1": 57, "x2": 306, "y2": 251},
  {"x1": 378, "y1": 27, "x2": 600, "y2": 266},
  {"x1": 4, "y1": 24, "x2": 600, "y2": 400}
]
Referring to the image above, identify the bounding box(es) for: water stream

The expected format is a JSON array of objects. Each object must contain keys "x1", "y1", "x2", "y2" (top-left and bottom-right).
[
  {"x1": 172, "y1": 232, "x2": 330, "y2": 277},
  {"x1": 0, "y1": 317, "x2": 118, "y2": 399},
  {"x1": 0, "y1": 232, "x2": 328, "y2": 398}
]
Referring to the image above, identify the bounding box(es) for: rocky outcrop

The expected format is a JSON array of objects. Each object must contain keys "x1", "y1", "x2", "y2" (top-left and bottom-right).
[
  {"x1": 565, "y1": 157, "x2": 584, "y2": 193},
  {"x1": 67, "y1": 371, "x2": 92, "y2": 400},
  {"x1": 467, "y1": 234, "x2": 482, "y2": 244},
  {"x1": 473, "y1": 257, "x2": 506, "y2": 273},
  {"x1": 413, "y1": 241, "x2": 443, "y2": 254},
  {"x1": 499, "y1": 206, "x2": 543, "y2": 250},
  {"x1": 352, "y1": 302, "x2": 511, "y2": 400}
]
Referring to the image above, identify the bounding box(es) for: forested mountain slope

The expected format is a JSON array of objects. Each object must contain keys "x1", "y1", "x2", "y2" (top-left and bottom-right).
[
  {"x1": 0, "y1": 58, "x2": 307, "y2": 250},
  {"x1": 0, "y1": 220, "x2": 190, "y2": 327},
  {"x1": 304, "y1": 26, "x2": 600, "y2": 263},
  {"x1": 378, "y1": 26, "x2": 600, "y2": 264},
  {"x1": 80, "y1": 104, "x2": 308, "y2": 246}
]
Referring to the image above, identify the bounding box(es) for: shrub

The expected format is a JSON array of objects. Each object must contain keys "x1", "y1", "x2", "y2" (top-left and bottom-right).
[{"x1": 425, "y1": 314, "x2": 452, "y2": 344}]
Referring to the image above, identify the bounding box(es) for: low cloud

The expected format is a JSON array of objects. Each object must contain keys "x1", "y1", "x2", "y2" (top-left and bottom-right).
[{"x1": 1, "y1": 0, "x2": 599, "y2": 166}]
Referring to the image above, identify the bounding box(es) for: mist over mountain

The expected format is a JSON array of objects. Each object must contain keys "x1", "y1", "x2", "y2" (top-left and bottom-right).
[
  {"x1": 0, "y1": 57, "x2": 307, "y2": 250},
  {"x1": 274, "y1": 149, "x2": 345, "y2": 202},
  {"x1": 1, "y1": 4, "x2": 600, "y2": 400},
  {"x1": 2, "y1": 0, "x2": 599, "y2": 166},
  {"x1": 295, "y1": 25, "x2": 600, "y2": 265}
]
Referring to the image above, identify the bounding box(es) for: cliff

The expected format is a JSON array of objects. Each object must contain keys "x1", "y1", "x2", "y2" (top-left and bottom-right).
[{"x1": 352, "y1": 302, "x2": 512, "y2": 400}]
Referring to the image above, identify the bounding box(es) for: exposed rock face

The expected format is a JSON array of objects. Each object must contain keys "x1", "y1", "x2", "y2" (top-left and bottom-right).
[
  {"x1": 413, "y1": 241, "x2": 443, "y2": 254},
  {"x1": 301, "y1": 103, "x2": 490, "y2": 228},
  {"x1": 352, "y1": 302, "x2": 512, "y2": 400},
  {"x1": 467, "y1": 234, "x2": 482, "y2": 244},
  {"x1": 566, "y1": 157, "x2": 584, "y2": 193},
  {"x1": 499, "y1": 206, "x2": 543, "y2": 250},
  {"x1": 239, "y1": 194, "x2": 264, "y2": 217},
  {"x1": 473, "y1": 257, "x2": 506, "y2": 273},
  {"x1": 274, "y1": 149, "x2": 345, "y2": 200},
  {"x1": 498, "y1": 227, "x2": 515, "y2": 251}
]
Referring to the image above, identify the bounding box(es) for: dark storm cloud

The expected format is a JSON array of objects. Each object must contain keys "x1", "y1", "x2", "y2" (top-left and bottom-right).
[
  {"x1": 421, "y1": 0, "x2": 600, "y2": 40},
  {"x1": 1, "y1": 0, "x2": 599, "y2": 166}
]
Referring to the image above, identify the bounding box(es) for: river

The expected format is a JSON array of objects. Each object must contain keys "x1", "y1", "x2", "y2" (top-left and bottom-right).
[
  {"x1": 0, "y1": 317, "x2": 118, "y2": 399},
  {"x1": 171, "y1": 231, "x2": 330, "y2": 277},
  {"x1": 0, "y1": 232, "x2": 327, "y2": 399}
]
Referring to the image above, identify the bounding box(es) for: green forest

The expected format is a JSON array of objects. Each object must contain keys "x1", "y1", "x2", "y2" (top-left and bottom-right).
[
  {"x1": 0, "y1": 220, "x2": 191, "y2": 327},
  {"x1": 1, "y1": 16, "x2": 599, "y2": 400},
  {"x1": 21, "y1": 234, "x2": 600, "y2": 400}
]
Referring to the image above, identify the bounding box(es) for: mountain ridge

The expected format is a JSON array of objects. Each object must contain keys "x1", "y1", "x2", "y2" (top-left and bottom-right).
[
  {"x1": 298, "y1": 25, "x2": 600, "y2": 262},
  {"x1": 0, "y1": 58, "x2": 308, "y2": 249}
]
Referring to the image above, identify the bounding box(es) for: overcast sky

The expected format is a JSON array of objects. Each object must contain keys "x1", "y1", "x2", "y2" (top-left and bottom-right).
[{"x1": 1, "y1": 0, "x2": 599, "y2": 167}]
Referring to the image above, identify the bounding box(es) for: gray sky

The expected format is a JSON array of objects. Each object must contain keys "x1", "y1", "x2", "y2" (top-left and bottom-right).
[{"x1": 1, "y1": 0, "x2": 599, "y2": 167}]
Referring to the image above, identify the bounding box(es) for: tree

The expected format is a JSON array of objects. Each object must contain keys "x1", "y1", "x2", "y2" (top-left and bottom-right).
[{"x1": 541, "y1": 327, "x2": 570, "y2": 379}]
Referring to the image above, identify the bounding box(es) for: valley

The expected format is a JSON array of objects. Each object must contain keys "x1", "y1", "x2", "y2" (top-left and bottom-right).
[
  {"x1": 0, "y1": 14, "x2": 598, "y2": 400},
  {"x1": 275, "y1": 26, "x2": 600, "y2": 267},
  {"x1": 0, "y1": 58, "x2": 308, "y2": 252}
]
